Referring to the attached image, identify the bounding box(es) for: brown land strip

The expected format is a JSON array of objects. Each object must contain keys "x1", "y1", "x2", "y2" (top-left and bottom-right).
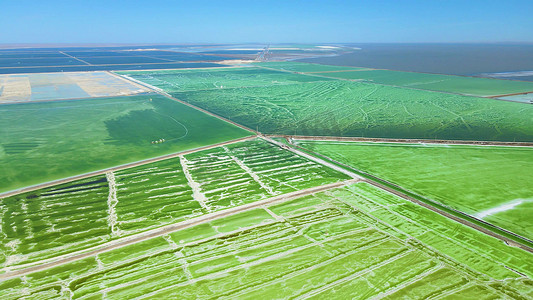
[
  {"x1": 0, "y1": 136, "x2": 255, "y2": 199},
  {"x1": 486, "y1": 91, "x2": 533, "y2": 98},
  {"x1": 0, "y1": 179, "x2": 359, "y2": 279}
]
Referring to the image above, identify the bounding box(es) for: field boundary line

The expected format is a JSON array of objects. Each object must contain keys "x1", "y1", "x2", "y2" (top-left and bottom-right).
[
  {"x1": 0, "y1": 136, "x2": 255, "y2": 199},
  {"x1": 106, "y1": 71, "x2": 154, "y2": 91},
  {"x1": 179, "y1": 155, "x2": 212, "y2": 212},
  {"x1": 59, "y1": 51, "x2": 92, "y2": 65},
  {"x1": 105, "y1": 172, "x2": 120, "y2": 237},
  {"x1": 261, "y1": 136, "x2": 362, "y2": 179},
  {"x1": 0, "y1": 179, "x2": 359, "y2": 280},
  {"x1": 223, "y1": 146, "x2": 275, "y2": 195},
  {"x1": 487, "y1": 91, "x2": 533, "y2": 98},
  {"x1": 269, "y1": 134, "x2": 533, "y2": 147}
]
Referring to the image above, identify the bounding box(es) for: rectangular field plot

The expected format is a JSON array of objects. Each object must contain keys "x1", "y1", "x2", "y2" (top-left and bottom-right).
[
  {"x1": 0, "y1": 94, "x2": 250, "y2": 193},
  {"x1": 0, "y1": 72, "x2": 148, "y2": 103},
  {"x1": 171, "y1": 79, "x2": 533, "y2": 142},
  {"x1": 182, "y1": 139, "x2": 350, "y2": 210},
  {"x1": 118, "y1": 66, "x2": 330, "y2": 93},
  {"x1": 3, "y1": 182, "x2": 532, "y2": 299},
  {"x1": 0, "y1": 138, "x2": 348, "y2": 268},
  {"x1": 0, "y1": 176, "x2": 111, "y2": 267},
  {"x1": 313, "y1": 69, "x2": 533, "y2": 97},
  {"x1": 255, "y1": 61, "x2": 365, "y2": 73},
  {"x1": 297, "y1": 140, "x2": 533, "y2": 240}
]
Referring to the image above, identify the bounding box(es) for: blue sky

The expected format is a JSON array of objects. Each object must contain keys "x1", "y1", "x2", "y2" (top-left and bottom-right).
[{"x1": 1, "y1": 0, "x2": 532, "y2": 44}]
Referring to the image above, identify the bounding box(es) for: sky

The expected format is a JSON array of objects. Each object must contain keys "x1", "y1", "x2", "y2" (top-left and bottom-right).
[{"x1": 1, "y1": 0, "x2": 532, "y2": 44}]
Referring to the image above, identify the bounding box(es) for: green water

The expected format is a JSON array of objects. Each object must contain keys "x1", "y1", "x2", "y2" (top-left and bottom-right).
[
  {"x1": 0, "y1": 94, "x2": 250, "y2": 193},
  {"x1": 298, "y1": 141, "x2": 533, "y2": 240}
]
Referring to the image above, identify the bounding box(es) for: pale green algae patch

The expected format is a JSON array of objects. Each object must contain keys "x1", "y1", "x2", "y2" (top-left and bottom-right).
[
  {"x1": 308, "y1": 67, "x2": 533, "y2": 97},
  {"x1": 297, "y1": 140, "x2": 533, "y2": 240},
  {"x1": 125, "y1": 66, "x2": 533, "y2": 143},
  {"x1": 0, "y1": 94, "x2": 251, "y2": 193},
  {"x1": 118, "y1": 66, "x2": 330, "y2": 93},
  {"x1": 2, "y1": 182, "x2": 532, "y2": 299}
]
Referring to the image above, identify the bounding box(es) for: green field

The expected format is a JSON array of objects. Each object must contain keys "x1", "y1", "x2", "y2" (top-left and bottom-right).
[
  {"x1": 311, "y1": 68, "x2": 533, "y2": 96},
  {"x1": 297, "y1": 140, "x2": 533, "y2": 240},
  {"x1": 3, "y1": 62, "x2": 533, "y2": 298},
  {"x1": 0, "y1": 94, "x2": 250, "y2": 193},
  {"x1": 184, "y1": 139, "x2": 350, "y2": 210},
  {"x1": 0, "y1": 139, "x2": 349, "y2": 268},
  {"x1": 2, "y1": 182, "x2": 531, "y2": 299},
  {"x1": 118, "y1": 67, "x2": 329, "y2": 93},
  {"x1": 169, "y1": 79, "x2": 533, "y2": 141}
]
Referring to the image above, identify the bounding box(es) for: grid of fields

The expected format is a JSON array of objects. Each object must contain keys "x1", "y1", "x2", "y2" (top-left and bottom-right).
[
  {"x1": 310, "y1": 68, "x2": 533, "y2": 97},
  {"x1": 2, "y1": 182, "x2": 531, "y2": 299},
  {"x1": 0, "y1": 94, "x2": 250, "y2": 193},
  {"x1": 3, "y1": 57, "x2": 533, "y2": 299},
  {"x1": 118, "y1": 67, "x2": 330, "y2": 92},
  {"x1": 0, "y1": 48, "x2": 230, "y2": 74},
  {"x1": 170, "y1": 79, "x2": 533, "y2": 142},
  {"x1": 0, "y1": 139, "x2": 349, "y2": 268},
  {"x1": 0, "y1": 72, "x2": 148, "y2": 103},
  {"x1": 183, "y1": 139, "x2": 350, "y2": 211},
  {"x1": 296, "y1": 140, "x2": 533, "y2": 240}
]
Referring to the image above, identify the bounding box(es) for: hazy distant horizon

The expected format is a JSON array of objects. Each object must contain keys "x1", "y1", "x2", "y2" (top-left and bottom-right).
[{"x1": 2, "y1": 41, "x2": 533, "y2": 51}]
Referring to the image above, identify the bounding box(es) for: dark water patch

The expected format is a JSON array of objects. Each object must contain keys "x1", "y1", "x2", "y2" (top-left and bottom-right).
[
  {"x1": 2, "y1": 142, "x2": 40, "y2": 154},
  {"x1": 41, "y1": 184, "x2": 106, "y2": 197},
  {"x1": 0, "y1": 53, "x2": 68, "y2": 59},
  {"x1": 104, "y1": 100, "x2": 188, "y2": 146},
  {"x1": 302, "y1": 43, "x2": 533, "y2": 76},
  {"x1": 81, "y1": 56, "x2": 171, "y2": 65},
  {"x1": 0, "y1": 62, "x2": 225, "y2": 74},
  {"x1": 64, "y1": 51, "x2": 138, "y2": 57},
  {"x1": 0, "y1": 57, "x2": 85, "y2": 68},
  {"x1": 49, "y1": 177, "x2": 108, "y2": 192}
]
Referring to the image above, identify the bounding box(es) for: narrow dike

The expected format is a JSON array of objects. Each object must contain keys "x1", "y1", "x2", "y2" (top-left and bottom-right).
[
  {"x1": 105, "y1": 172, "x2": 120, "y2": 237},
  {"x1": 223, "y1": 146, "x2": 275, "y2": 195},
  {"x1": 179, "y1": 155, "x2": 211, "y2": 212}
]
